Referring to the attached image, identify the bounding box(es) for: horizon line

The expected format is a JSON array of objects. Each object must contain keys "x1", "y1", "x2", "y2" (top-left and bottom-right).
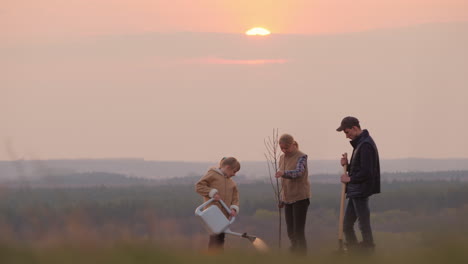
[{"x1": 1, "y1": 157, "x2": 468, "y2": 163}]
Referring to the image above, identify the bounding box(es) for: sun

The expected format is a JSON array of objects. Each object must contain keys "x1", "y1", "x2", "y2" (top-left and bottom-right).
[{"x1": 245, "y1": 27, "x2": 271, "y2": 36}]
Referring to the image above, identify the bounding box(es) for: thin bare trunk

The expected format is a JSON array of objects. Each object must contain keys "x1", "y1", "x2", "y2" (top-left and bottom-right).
[{"x1": 264, "y1": 129, "x2": 282, "y2": 249}]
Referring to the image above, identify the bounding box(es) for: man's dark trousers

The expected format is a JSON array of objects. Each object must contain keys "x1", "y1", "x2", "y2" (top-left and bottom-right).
[{"x1": 343, "y1": 197, "x2": 374, "y2": 248}]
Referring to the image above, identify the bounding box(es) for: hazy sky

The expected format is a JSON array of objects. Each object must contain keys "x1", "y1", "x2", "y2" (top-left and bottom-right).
[
  {"x1": 3, "y1": 0, "x2": 468, "y2": 40},
  {"x1": 2, "y1": 1, "x2": 468, "y2": 161}
]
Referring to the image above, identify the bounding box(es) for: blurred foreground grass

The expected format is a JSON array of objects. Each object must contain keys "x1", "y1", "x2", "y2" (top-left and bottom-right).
[{"x1": 1, "y1": 241, "x2": 467, "y2": 264}]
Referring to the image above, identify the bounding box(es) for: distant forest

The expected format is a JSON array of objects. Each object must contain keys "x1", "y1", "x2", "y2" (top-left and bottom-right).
[
  {"x1": 3, "y1": 170, "x2": 468, "y2": 187},
  {"x1": 1, "y1": 171, "x2": 468, "y2": 252}
]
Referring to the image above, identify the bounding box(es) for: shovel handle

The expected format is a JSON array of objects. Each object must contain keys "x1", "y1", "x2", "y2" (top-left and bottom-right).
[{"x1": 338, "y1": 153, "x2": 348, "y2": 241}]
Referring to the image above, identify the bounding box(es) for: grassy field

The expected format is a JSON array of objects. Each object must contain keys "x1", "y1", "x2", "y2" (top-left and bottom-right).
[
  {"x1": 2, "y1": 179, "x2": 468, "y2": 263},
  {"x1": 1, "y1": 238, "x2": 468, "y2": 264}
]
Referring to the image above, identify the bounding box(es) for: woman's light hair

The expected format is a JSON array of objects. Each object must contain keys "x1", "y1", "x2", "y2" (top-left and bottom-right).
[{"x1": 279, "y1": 134, "x2": 298, "y2": 147}]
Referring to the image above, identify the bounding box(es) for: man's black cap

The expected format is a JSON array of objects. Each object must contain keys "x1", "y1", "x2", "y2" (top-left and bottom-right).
[{"x1": 336, "y1": 116, "x2": 360, "y2": 131}]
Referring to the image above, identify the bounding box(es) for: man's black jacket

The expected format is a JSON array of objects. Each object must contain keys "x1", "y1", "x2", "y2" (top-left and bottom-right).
[{"x1": 346, "y1": 129, "x2": 381, "y2": 198}]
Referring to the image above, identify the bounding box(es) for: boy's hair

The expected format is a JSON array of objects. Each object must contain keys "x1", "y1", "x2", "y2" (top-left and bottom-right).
[
  {"x1": 219, "y1": 157, "x2": 241, "y2": 171},
  {"x1": 279, "y1": 134, "x2": 299, "y2": 147}
]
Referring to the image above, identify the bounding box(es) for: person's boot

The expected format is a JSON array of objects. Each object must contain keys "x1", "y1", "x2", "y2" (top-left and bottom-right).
[
  {"x1": 357, "y1": 241, "x2": 375, "y2": 255},
  {"x1": 344, "y1": 242, "x2": 359, "y2": 255}
]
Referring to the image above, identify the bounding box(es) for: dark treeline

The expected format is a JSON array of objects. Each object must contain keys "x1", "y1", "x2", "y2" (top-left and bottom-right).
[
  {"x1": 0, "y1": 181, "x2": 468, "y2": 216},
  {"x1": 1, "y1": 173, "x2": 468, "y2": 250},
  {"x1": 2, "y1": 180, "x2": 467, "y2": 218}
]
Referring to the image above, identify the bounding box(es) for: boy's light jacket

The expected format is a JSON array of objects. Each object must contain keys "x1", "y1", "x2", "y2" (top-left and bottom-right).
[{"x1": 195, "y1": 167, "x2": 240, "y2": 216}]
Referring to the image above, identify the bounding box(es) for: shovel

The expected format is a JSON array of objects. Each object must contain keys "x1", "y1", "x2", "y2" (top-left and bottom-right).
[
  {"x1": 195, "y1": 198, "x2": 257, "y2": 242},
  {"x1": 337, "y1": 153, "x2": 348, "y2": 253}
]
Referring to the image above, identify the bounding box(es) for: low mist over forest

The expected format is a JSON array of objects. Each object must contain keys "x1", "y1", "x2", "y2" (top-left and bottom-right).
[{"x1": 1, "y1": 158, "x2": 468, "y2": 182}]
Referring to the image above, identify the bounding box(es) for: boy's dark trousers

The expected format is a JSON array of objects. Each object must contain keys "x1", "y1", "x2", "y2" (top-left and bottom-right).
[
  {"x1": 284, "y1": 198, "x2": 310, "y2": 254},
  {"x1": 343, "y1": 197, "x2": 375, "y2": 248},
  {"x1": 208, "y1": 233, "x2": 225, "y2": 249}
]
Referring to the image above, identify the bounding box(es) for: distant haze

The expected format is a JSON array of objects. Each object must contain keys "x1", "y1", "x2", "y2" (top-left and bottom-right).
[
  {"x1": 1, "y1": 158, "x2": 468, "y2": 182},
  {"x1": 2, "y1": 1, "x2": 468, "y2": 162}
]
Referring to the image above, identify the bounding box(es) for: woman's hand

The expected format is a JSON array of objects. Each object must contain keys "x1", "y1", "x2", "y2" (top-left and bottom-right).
[
  {"x1": 275, "y1": 171, "x2": 284, "y2": 178},
  {"x1": 213, "y1": 193, "x2": 221, "y2": 201}
]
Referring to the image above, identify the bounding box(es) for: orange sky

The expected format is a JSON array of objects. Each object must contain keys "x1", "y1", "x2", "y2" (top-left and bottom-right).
[
  {"x1": 2, "y1": 0, "x2": 468, "y2": 161},
  {"x1": 3, "y1": 0, "x2": 468, "y2": 41}
]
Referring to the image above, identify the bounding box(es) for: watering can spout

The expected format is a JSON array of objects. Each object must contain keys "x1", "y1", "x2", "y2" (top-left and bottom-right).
[
  {"x1": 242, "y1": 233, "x2": 257, "y2": 243},
  {"x1": 195, "y1": 199, "x2": 268, "y2": 251},
  {"x1": 195, "y1": 198, "x2": 259, "y2": 244}
]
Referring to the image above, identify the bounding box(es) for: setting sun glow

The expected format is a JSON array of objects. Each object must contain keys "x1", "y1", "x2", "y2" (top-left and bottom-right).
[{"x1": 245, "y1": 27, "x2": 271, "y2": 36}]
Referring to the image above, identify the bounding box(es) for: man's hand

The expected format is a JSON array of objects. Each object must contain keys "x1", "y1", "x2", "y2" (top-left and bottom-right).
[
  {"x1": 340, "y1": 153, "x2": 349, "y2": 167},
  {"x1": 278, "y1": 201, "x2": 284, "y2": 208},
  {"x1": 275, "y1": 171, "x2": 284, "y2": 178},
  {"x1": 341, "y1": 173, "x2": 351, "y2": 183},
  {"x1": 213, "y1": 193, "x2": 221, "y2": 201}
]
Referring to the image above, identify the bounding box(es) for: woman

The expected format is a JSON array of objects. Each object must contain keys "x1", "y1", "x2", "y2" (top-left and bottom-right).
[{"x1": 275, "y1": 134, "x2": 310, "y2": 254}]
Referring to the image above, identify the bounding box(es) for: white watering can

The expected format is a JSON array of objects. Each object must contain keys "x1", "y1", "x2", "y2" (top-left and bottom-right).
[{"x1": 195, "y1": 198, "x2": 257, "y2": 242}]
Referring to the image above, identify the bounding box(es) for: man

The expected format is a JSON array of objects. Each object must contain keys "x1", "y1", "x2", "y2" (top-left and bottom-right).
[{"x1": 336, "y1": 116, "x2": 381, "y2": 253}]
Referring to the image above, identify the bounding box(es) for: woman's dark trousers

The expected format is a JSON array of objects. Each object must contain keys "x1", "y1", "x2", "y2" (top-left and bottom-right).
[{"x1": 284, "y1": 198, "x2": 310, "y2": 254}]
